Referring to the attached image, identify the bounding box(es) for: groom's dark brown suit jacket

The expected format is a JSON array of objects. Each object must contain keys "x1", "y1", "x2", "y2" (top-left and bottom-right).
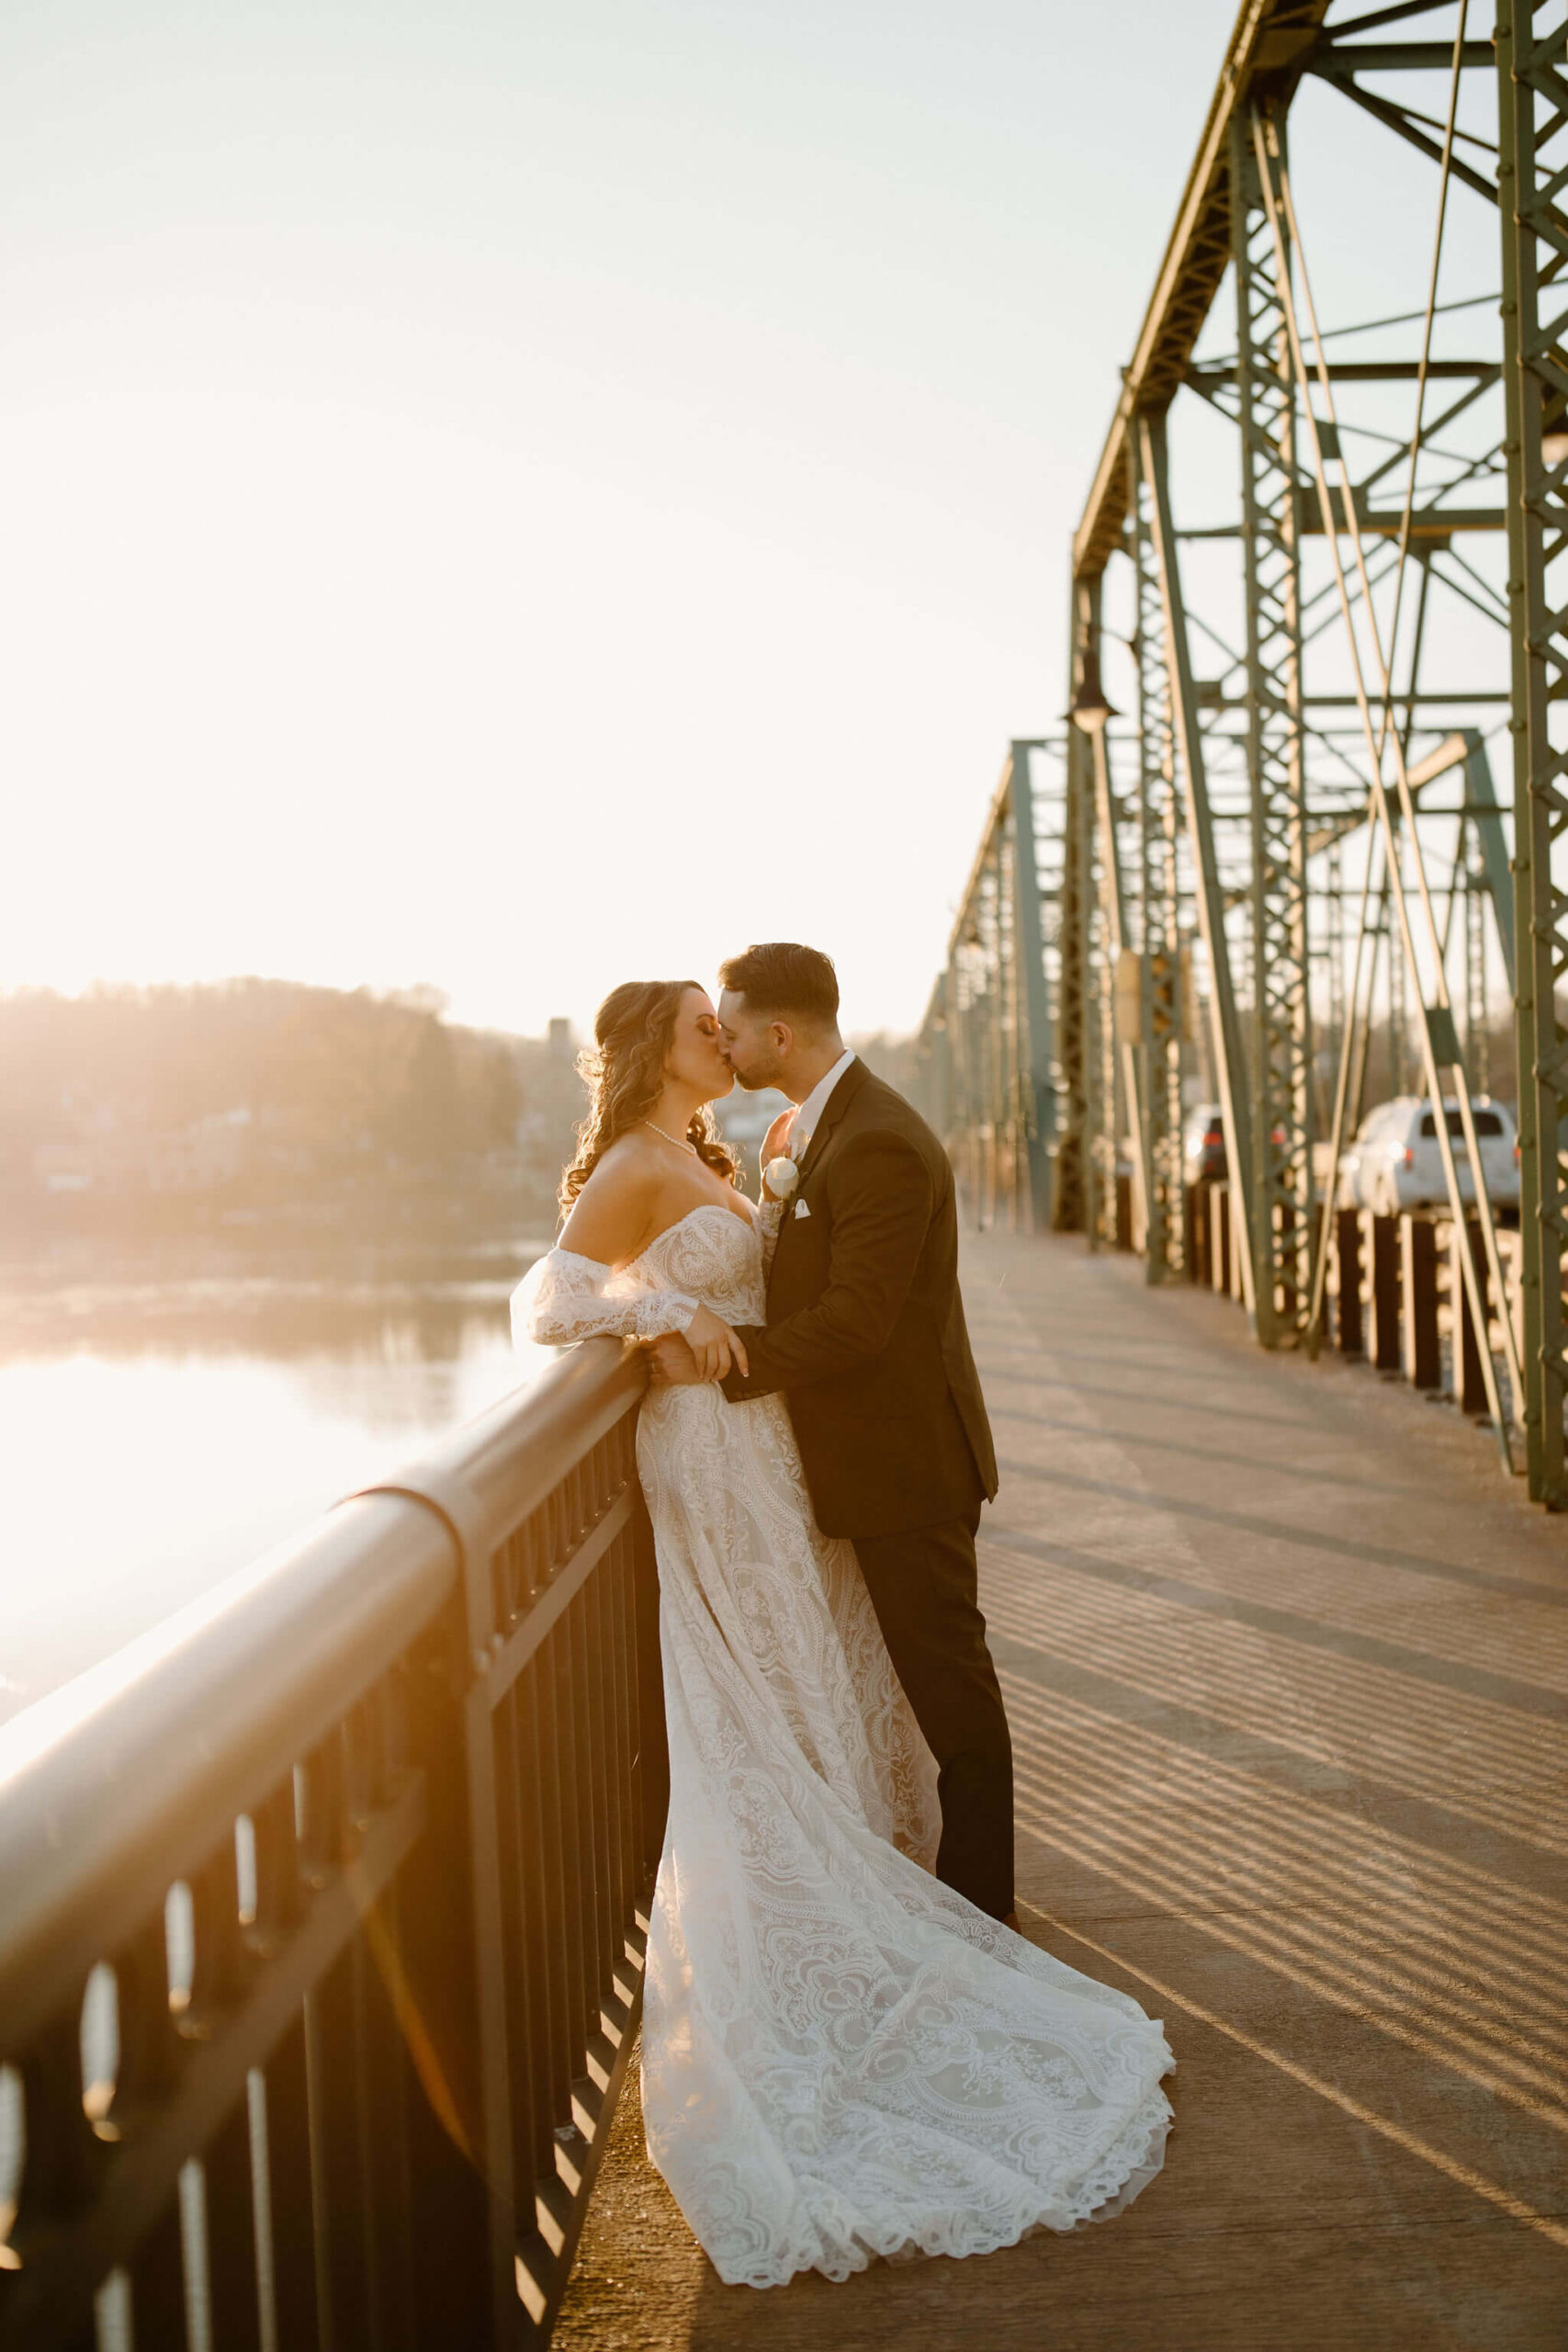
[{"x1": 720, "y1": 1059, "x2": 998, "y2": 1539}]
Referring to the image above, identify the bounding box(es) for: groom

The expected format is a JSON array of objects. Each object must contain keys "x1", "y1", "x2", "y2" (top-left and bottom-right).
[{"x1": 646, "y1": 940, "x2": 1015, "y2": 1926}]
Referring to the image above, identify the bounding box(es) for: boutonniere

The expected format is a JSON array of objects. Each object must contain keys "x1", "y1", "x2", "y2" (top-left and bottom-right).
[{"x1": 763, "y1": 1154, "x2": 799, "y2": 1204}]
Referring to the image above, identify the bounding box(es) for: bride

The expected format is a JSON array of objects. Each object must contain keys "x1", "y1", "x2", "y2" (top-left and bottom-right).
[{"x1": 512, "y1": 977, "x2": 1174, "y2": 2290}]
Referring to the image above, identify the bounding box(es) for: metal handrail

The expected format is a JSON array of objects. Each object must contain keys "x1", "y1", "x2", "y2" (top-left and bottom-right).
[
  {"x1": 0, "y1": 1492, "x2": 457, "y2": 2058},
  {"x1": 0, "y1": 1331, "x2": 663, "y2": 2350}
]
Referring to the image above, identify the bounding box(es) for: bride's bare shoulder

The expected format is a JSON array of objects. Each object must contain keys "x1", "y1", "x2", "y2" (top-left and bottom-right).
[{"x1": 559, "y1": 1135, "x2": 662, "y2": 1262}]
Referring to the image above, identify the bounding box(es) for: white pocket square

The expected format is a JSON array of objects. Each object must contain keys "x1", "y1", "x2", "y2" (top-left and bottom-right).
[{"x1": 794, "y1": 1199, "x2": 811, "y2": 1218}]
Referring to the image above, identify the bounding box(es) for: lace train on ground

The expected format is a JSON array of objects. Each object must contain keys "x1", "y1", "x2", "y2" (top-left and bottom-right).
[{"x1": 514, "y1": 1202, "x2": 1173, "y2": 2288}]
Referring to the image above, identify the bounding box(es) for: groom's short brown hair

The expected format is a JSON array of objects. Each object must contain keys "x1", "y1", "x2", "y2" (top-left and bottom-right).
[{"x1": 718, "y1": 942, "x2": 840, "y2": 1031}]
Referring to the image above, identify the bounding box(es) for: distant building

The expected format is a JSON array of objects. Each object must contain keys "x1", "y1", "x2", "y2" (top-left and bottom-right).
[
  {"x1": 145, "y1": 1109, "x2": 252, "y2": 1194},
  {"x1": 714, "y1": 1088, "x2": 790, "y2": 1186},
  {"x1": 547, "y1": 1018, "x2": 573, "y2": 1059},
  {"x1": 715, "y1": 1090, "x2": 788, "y2": 1148},
  {"x1": 32, "y1": 1142, "x2": 95, "y2": 1194}
]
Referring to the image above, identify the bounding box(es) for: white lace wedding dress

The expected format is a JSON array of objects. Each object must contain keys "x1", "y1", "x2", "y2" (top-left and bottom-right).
[{"x1": 513, "y1": 1199, "x2": 1173, "y2": 2289}]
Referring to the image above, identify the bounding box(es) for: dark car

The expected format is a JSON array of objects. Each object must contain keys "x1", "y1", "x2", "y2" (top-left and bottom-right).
[{"x1": 1181, "y1": 1103, "x2": 1226, "y2": 1185}]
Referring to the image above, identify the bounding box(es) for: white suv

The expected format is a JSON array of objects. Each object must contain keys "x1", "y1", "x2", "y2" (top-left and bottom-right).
[{"x1": 1336, "y1": 1095, "x2": 1518, "y2": 1216}]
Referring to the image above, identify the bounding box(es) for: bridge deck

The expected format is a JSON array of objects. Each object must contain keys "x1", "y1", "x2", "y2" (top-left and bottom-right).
[{"x1": 555, "y1": 1231, "x2": 1568, "y2": 2351}]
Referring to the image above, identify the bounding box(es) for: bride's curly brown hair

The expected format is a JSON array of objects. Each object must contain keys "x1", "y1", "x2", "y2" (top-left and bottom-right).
[{"x1": 559, "y1": 978, "x2": 738, "y2": 1217}]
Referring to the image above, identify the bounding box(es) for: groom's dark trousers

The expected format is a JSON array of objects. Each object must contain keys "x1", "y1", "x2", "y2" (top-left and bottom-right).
[{"x1": 720, "y1": 1059, "x2": 1014, "y2": 1921}]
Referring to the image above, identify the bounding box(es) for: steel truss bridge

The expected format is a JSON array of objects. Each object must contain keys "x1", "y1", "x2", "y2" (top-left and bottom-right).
[
  {"x1": 4, "y1": 7, "x2": 1568, "y2": 2351},
  {"x1": 919, "y1": 0, "x2": 1568, "y2": 1508}
]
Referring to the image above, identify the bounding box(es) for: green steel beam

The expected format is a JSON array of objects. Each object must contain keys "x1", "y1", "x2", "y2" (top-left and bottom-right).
[
  {"x1": 1311, "y1": 56, "x2": 1505, "y2": 208},
  {"x1": 1008, "y1": 741, "x2": 1056, "y2": 1232},
  {"x1": 1459, "y1": 730, "x2": 1517, "y2": 995},
  {"x1": 920, "y1": 744, "x2": 1065, "y2": 1234},
  {"x1": 1142, "y1": 409, "x2": 1260, "y2": 1320},
  {"x1": 1232, "y1": 109, "x2": 1314, "y2": 1343},
  {"x1": 1090, "y1": 722, "x2": 1149, "y2": 1251},
  {"x1": 1073, "y1": 0, "x2": 1335, "y2": 582},
  {"x1": 1130, "y1": 423, "x2": 1187, "y2": 1280},
  {"x1": 1075, "y1": 580, "x2": 1115, "y2": 1250},
  {"x1": 1497, "y1": 0, "x2": 1568, "y2": 1504},
  {"x1": 1055, "y1": 597, "x2": 1093, "y2": 1233}
]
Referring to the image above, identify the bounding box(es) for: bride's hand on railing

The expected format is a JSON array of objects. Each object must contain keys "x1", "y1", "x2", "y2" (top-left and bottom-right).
[{"x1": 682, "y1": 1305, "x2": 749, "y2": 1382}]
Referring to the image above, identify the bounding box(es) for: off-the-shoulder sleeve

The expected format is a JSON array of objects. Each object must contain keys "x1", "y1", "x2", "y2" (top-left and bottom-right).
[{"x1": 511, "y1": 1247, "x2": 700, "y2": 1351}]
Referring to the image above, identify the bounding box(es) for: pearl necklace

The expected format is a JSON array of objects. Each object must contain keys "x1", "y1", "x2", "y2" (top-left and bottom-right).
[{"x1": 642, "y1": 1119, "x2": 700, "y2": 1159}]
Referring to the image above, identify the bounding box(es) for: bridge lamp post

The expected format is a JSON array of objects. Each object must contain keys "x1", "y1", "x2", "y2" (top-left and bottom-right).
[{"x1": 1067, "y1": 652, "x2": 1116, "y2": 736}]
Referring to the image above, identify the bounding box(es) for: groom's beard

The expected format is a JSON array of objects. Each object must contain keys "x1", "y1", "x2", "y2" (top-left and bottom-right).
[{"x1": 724, "y1": 1052, "x2": 784, "y2": 1092}]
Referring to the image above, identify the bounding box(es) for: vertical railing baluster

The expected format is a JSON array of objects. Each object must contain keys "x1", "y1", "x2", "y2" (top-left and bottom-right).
[
  {"x1": 359, "y1": 1891, "x2": 416, "y2": 2352},
  {"x1": 632, "y1": 1491, "x2": 669, "y2": 1881},
  {"x1": 204, "y1": 2088, "x2": 265, "y2": 2352},
  {"x1": 553, "y1": 1613, "x2": 590, "y2": 2072},
  {"x1": 598, "y1": 1525, "x2": 631, "y2": 1961},
  {"x1": 534, "y1": 1628, "x2": 573, "y2": 2140},
  {"x1": 614, "y1": 1533, "x2": 638, "y2": 1925},
  {"x1": 590, "y1": 1533, "x2": 617, "y2": 1996},
  {"x1": 257, "y1": 2012, "x2": 322, "y2": 2351},
  {"x1": 299, "y1": 1723, "x2": 376, "y2": 2352},
  {"x1": 296, "y1": 1736, "x2": 348, "y2": 1890},
  {"x1": 110, "y1": 1908, "x2": 183, "y2": 2124},
  {"x1": 493, "y1": 1671, "x2": 541, "y2": 2208},
  {"x1": 516, "y1": 1654, "x2": 557, "y2": 2188},
  {"x1": 130, "y1": 2190, "x2": 192, "y2": 2351},
  {"x1": 250, "y1": 1778, "x2": 304, "y2": 1952},
  {"x1": 187, "y1": 1838, "x2": 249, "y2": 2030},
  {"x1": 73, "y1": 1932, "x2": 183, "y2": 2350},
  {"x1": 14, "y1": 2004, "x2": 103, "y2": 2261},
  {"x1": 571, "y1": 1590, "x2": 610, "y2": 2043},
  {"x1": 397, "y1": 1619, "x2": 493, "y2": 2352},
  {"x1": 304, "y1": 1942, "x2": 375, "y2": 2351},
  {"x1": 615, "y1": 1419, "x2": 643, "y2": 1905}
]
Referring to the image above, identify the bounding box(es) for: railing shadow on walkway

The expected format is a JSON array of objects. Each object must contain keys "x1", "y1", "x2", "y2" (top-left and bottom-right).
[{"x1": 0, "y1": 1334, "x2": 667, "y2": 2352}]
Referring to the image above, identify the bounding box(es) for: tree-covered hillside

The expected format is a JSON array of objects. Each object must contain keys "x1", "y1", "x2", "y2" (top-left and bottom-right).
[{"x1": 0, "y1": 979, "x2": 588, "y2": 1237}]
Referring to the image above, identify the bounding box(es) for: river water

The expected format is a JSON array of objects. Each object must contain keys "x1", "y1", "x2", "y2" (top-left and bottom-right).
[{"x1": 0, "y1": 1238, "x2": 555, "y2": 1725}]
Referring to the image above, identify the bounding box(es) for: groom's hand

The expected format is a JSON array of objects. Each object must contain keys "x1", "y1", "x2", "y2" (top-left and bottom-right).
[
  {"x1": 761, "y1": 1107, "x2": 795, "y2": 1167},
  {"x1": 646, "y1": 1331, "x2": 705, "y2": 1386}
]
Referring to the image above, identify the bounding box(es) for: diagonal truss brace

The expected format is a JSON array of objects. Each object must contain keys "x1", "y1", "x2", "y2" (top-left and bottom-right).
[{"x1": 1140, "y1": 409, "x2": 1259, "y2": 1321}]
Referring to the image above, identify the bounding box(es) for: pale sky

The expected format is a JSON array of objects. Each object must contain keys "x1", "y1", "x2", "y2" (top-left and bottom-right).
[{"x1": 0, "y1": 0, "x2": 1504, "y2": 1039}]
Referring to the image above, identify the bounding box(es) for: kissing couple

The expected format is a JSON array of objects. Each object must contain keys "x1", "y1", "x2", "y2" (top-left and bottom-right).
[{"x1": 513, "y1": 940, "x2": 1173, "y2": 2290}]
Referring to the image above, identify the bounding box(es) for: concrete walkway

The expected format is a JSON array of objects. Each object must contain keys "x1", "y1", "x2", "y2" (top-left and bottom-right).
[{"x1": 556, "y1": 1232, "x2": 1568, "y2": 2351}]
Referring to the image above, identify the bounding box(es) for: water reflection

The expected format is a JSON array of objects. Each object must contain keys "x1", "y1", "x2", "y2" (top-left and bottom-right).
[{"x1": 0, "y1": 1238, "x2": 555, "y2": 1724}]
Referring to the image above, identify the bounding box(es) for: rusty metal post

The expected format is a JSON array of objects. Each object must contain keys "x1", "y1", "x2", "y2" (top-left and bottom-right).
[
  {"x1": 1451, "y1": 1220, "x2": 1493, "y2": 1417},
  {"x1": 1366, "y1": 1210, "x2": 1401, "y2": 1374},
  {"x1": 1333, "y1": 1208, "x2": 1363, "y2": 1357},
  {"x1": 1401, "y1": 1216, "x2": 1441, "y2": 1390}
]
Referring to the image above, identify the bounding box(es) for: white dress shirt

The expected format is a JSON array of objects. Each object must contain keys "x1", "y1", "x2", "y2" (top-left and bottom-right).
[{"x1": 788, "y1": 1049, "x2": 858, "y2": 1161}]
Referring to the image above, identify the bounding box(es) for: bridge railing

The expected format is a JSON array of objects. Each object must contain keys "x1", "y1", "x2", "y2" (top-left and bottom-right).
[{"x1": 0, "y1": 1335, "x2": 665, "y2": 2352}]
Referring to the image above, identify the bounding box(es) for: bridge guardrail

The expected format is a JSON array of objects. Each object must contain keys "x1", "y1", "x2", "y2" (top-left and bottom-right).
[
  {"x1": 1184, "y1": 1178, "x2": 1526, "y2": 1430},
  {"x1": 0, "y1": 1332, "x2": 665, "y2": 2351}
]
